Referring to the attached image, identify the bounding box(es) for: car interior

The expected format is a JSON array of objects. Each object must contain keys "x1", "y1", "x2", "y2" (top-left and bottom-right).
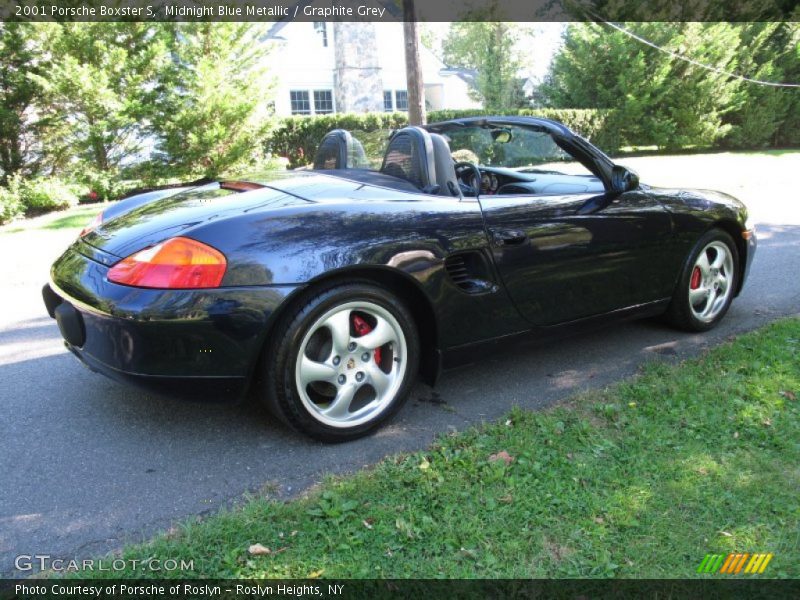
[{"x1": 311, "y1": 127, "x2": 605, "y2": 198}]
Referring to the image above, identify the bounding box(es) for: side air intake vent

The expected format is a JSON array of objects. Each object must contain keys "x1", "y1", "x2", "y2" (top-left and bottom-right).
[
  {"x1": 444, "y1": 252, "x2": 497, "y2": 295},
  {"x1": 445, "y1": 254, "x2": 470, "y2": 287}
]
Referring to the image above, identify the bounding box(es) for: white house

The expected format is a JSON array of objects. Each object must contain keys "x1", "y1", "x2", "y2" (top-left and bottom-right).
[{"x1": 265, "y1": 21, "x2": 481, "y2": 117}]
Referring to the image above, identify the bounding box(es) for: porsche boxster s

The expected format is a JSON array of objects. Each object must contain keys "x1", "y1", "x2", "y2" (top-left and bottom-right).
[{"x1": 43, "y1": 117, "x2": 756, "y2": 441}]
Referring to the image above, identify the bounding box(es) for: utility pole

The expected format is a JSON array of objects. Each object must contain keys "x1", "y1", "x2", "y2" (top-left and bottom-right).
[{"x1": 402, "y1": 0, "x2": 426, "y2": 125}]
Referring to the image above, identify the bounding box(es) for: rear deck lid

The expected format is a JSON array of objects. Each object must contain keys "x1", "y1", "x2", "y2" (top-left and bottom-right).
[{"x1": 82, "y1": 182, "x2": 311, "y2": 258}]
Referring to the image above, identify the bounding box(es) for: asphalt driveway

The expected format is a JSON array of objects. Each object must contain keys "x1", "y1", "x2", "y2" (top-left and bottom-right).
[{"x1": 1, "y1": 153, "x2": 799, "y2": 577}]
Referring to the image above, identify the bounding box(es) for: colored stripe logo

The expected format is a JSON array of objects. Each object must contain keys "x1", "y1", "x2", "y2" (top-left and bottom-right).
[{"x1": 697, "y1": 553, "x2": 773, "y2": 574}]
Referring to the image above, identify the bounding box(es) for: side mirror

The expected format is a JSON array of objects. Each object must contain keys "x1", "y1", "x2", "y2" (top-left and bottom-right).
[{"x1": 611, "y1": 165, "x2": 640, "y2": 193}]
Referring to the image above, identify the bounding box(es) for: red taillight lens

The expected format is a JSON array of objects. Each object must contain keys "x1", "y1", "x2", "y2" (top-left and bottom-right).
[
  {"x1": 107, "y1": 237, "x2": 227, "y2": 289},
  {"x1": 80, "y1": 212, "x2": 103, "y2": 237}
]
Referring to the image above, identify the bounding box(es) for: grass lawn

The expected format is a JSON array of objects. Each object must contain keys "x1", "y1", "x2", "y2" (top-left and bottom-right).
[
  {"x1": 0, "y1": 203, "x2": 107, "y2": 235},
  {"x1": 70, "y1": 318, "x2": 800, "y2": 579}
]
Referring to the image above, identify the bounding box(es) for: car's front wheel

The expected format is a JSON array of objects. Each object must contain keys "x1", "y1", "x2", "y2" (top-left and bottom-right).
[
  {"x1": 263, "y1": 283, "x2": 419, "y2": 441},
  {"x1": 665, "y1": 228, "x2": 739, "y2": 332}
]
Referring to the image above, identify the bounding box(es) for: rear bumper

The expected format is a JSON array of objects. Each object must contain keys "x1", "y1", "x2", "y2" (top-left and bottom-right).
[
  {"x1": 63, "y1": 340, "x2": 249, "y2": 400},
  {"x1": 44, "y1": 241, "x2": 299, "y2": 401}
]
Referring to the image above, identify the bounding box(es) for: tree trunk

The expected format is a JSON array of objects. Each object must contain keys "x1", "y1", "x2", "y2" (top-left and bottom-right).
[{"x1": 402, "y1": 1, "x2": 426, "y2": 126}]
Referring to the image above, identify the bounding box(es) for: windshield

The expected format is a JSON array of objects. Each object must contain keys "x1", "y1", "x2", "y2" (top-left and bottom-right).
[{"x1": 437, "y1": 124, "x2": 590, "y2": 175}]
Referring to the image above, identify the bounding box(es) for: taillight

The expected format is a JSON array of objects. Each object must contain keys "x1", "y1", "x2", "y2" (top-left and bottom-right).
[
  {"x1": 107, "y1": 237, "x2": 227, "y2": 289},
  {"x1": 80, "y1": 212, "x2": 103, "y2": 237}
]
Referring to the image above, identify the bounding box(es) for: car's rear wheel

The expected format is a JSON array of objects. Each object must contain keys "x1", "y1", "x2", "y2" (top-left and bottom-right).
[
  {"x1": 262, "y1": 282, "x2": 419, "y2": 441},
  {"x1": 665, "y1": 228, "x2": 739, "y2": 332}
]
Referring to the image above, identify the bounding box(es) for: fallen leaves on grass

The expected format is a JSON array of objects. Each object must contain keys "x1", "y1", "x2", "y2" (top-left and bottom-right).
[
  {"x1": 488, "y1": 450, "x2": 514, "y2": 465},
  {"x1": 248, "y1": 543, "x2": 271, "y2": 556},
  {"x1": 248, "y1": 543, "x2": 288, "y2": 556}
]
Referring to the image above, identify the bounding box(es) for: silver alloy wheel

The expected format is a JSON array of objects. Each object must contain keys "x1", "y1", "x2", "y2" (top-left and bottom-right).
[
  {"x1": 688, "y1": 241, "x2": 735, "y2": 323},
  {"x1": 294, "y1": 301, "x2": 407, "y2": 428}
]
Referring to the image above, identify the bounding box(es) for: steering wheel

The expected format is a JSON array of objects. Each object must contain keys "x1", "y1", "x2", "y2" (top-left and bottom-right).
[{"x1": 454, "y1": 161, "x2": 481, "y2": 197}]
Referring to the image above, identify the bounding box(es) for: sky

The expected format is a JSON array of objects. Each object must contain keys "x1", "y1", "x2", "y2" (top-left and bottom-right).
[{"x1": 422, "y1": 22, "x2": 568, "y2": 83}]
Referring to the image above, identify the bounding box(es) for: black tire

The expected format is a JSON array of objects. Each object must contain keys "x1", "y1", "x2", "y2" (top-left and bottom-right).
[
  {"x1": 665, "y1": 228, "x2": 739, "y2": 332},
  {"x1": 262, "y1": 282, "x2": 420, "y2": 442}
]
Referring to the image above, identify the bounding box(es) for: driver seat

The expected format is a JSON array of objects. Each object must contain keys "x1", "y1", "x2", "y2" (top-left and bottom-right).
[
  {"x1": 379, "y1": 127, "x2": 460, "y2": 197},
  {"x1": 429, "y1": 133, "x2": 461, "y2": 197}
]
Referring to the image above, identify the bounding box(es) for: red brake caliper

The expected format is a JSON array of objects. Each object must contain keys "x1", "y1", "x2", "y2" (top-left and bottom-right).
[
  {"x1": 690, "y1": 266, "x2": 702, "y2": 290},
  {"x1": 352, "y1": 315, "x2": 382, "y2": 366}
]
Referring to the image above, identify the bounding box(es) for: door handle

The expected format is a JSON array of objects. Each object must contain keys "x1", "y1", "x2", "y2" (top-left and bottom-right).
[{"x1": 489, "y1": 228, "x2": 527, "y2": 246}]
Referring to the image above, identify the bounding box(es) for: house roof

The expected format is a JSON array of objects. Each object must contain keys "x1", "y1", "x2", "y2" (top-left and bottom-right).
[{"x1": 439, "y1": 67, "x2": 479, "y2": 88}]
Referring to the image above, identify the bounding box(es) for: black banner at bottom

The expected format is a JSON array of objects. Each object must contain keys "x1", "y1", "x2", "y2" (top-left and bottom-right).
[{"x1": 2, "y1": 579, "x2": 800, "y2": 600}]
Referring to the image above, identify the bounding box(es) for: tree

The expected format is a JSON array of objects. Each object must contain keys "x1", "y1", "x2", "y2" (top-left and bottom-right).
[
  {"x1": 539, "y1": 23, "x2": 748, "y2": 149},
  {"x1": 722, "y1": 22, "x2": 800, "y2": 148},
  {"x1": 30, "y1": 23, "x2": 168, "y2": 175},
  {"x1": 403, "y1": 0, "x2": 426, "y2": 126},
  {"x1": 0, "y1": 23, "x2": 49, "y2": 183},
  {"x1": 771, "y1": 23, "x2": 800, "y2": 146},
  {"x1": 148, "y1": 23, "x2": 275, "y2": 179},
  {"x1": 442, "y1": 21, "x2": 527, "y2": 111}
]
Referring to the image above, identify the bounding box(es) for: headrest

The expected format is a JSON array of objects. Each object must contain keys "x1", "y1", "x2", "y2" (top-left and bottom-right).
[
  {"x1": 379, "y1": 127, "x2": 438, "y2": 192},
  {"x1": 313, "y1": 129, "x2": 369, "y2": 170}
]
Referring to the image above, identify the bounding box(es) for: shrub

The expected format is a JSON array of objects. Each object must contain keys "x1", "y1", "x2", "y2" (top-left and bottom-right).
[
  {"x1": 266, "y1": 109, "x2": 620, "y2": 168},
  {"x1": 776, "y1": 103, "x2": 800, "y2": 147},
  {"x1": 14, "y1": 176, "x2": 80, "y2": 214},
  {"x1": 75, "y1": 168, "x2": 128, "y2": 203},
  {"x1": 0, "y1": 186, "x2": 24, "y2": 225}
]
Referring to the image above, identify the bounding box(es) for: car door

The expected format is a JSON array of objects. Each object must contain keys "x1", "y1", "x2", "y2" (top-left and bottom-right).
[{"x1": 480, "y1": 189, "x2": 674, "y2": 326}]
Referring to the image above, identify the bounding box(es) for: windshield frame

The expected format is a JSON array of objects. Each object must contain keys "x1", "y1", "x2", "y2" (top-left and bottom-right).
[{"x1": 426, "y1": 117, "x2": 614, "y2": 192}]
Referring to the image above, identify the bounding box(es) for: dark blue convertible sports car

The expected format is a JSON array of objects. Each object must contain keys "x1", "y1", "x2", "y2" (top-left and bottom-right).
[{"x1": 44, "y1": 117, "x2": 756, "y2": 440}]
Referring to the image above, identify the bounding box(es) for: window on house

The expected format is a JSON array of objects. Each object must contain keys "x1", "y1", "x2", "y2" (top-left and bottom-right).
[
  {"x1": 313, "y1": 90, "x2": 334, "y2": 114},
  {"x1": 290, "y1": 90, "x2": 311, "y2": 115},
  {"x1": 313, "y1": 22, "x2": 328, "y2": 47},
  {"x1": 395, "y1": 90, "x2": 409, "y2": 111},
  {"x1": 383, "y1": 91, "x2": 393, "y2": 112}
]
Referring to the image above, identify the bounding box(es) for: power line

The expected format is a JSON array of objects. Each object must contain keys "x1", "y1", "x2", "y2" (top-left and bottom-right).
[{"x1": 598, "y1": 20, "x2": 800, "y2": 89}]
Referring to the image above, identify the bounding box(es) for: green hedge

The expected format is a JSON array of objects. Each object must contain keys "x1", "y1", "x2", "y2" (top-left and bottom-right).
[
  {"x1": 0, "y1": 175, "x2": 85, "y2": 224},
  {"x1": 266, "y1": 109, "x2": 619, "y2": 169},
  {"x1": 17, "y1": 177, "x2": 80, "y2": 213}
]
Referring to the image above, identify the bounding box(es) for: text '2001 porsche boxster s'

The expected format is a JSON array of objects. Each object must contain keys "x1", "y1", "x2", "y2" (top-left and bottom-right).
[{"x1": 44, "y1": 117, "x2": 756, "y2": 440}]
